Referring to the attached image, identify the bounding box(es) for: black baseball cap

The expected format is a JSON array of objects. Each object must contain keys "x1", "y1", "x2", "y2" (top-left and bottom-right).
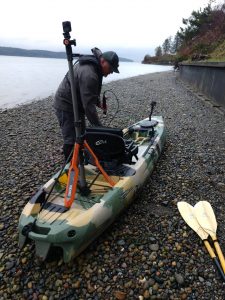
[{"x1": 102, "y1": 51, "x2": 119, "y2": 73}]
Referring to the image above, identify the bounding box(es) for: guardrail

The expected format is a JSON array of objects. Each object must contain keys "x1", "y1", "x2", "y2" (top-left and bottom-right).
[{"x1": 179, "y1": 62, "x2": 225, "y2": 108}]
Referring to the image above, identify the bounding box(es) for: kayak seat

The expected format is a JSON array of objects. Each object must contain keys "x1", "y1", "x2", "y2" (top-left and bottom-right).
[
  {"x1": 86, "y1": 126, "x2": 123, "y2": 137},
  {"x1": 85, "y1": 127, "x2": 138, "y2": 165}
]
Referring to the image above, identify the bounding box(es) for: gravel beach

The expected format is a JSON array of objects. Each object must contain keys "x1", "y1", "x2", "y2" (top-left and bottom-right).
[{"x1": 0, "y1": 71, "x2": 225, "y2": 300}]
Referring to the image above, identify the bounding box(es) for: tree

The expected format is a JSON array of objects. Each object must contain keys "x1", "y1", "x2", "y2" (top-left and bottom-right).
[
  {"x1": 162, "y1": 37, "x2": 171, "y2": 54},
  {"x1": 144, "y1": 54, "x2": 151, "y2": 60},
  {"x1": 170, "y1": 32, "x2": 183, "y2": 53},
  {"x1": 178, "y1": 4, "x2": 213, "y2": 43},
  {"x1": 155, "y1": 46, "x2": 162, "y2": 57}
]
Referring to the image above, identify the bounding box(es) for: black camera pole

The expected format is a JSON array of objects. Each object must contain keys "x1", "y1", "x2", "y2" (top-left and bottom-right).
[
  {"x1": 62, "y1": 21, "x2": 88, "y2": 197},
  {"x1": 62, "y1": 21, "x2": 115, "y2": 208}
]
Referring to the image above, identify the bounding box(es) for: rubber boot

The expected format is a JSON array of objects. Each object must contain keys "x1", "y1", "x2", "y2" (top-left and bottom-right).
[{"x1": 63, "y1": 144, "x2": 74, "y2": 162}]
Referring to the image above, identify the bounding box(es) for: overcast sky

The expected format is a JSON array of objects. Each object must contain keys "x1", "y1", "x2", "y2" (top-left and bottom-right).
[{"x1": 0, "y1": 0, "x2": 219, "y2": 61}]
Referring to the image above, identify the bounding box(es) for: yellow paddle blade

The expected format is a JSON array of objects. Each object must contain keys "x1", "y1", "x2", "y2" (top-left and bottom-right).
[
  {"x1": 177, "y1": 201, "x2": 208, "y2": 240},
  {"x1": 194, "y1": 201, "x2": 217, "y2": 239}
]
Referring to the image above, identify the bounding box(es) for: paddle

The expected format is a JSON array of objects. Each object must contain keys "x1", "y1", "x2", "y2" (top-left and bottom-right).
[
  {"x1": 177, "y1": 201, "x2": 225, "y2": 281},
  {"x1": 194, "y1": 201, "x2": 225, "y2": 274}
]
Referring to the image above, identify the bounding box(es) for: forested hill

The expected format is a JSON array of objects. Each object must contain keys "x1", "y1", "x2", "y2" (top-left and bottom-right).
[
  {"x1": 0, "y1": 46, "x2": 133, "y2": 62},
  {"x1": 143, "y1": 2, "x2": 225, "y2": 64},
  {"x1": 0, "y1": 47, "x2": 66, "y2": 59}
]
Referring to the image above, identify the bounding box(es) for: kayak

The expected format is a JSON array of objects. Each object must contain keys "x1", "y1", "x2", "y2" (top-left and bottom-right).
[{"x1": 18, "y1": 116, "x2": 166, "y2": 262}]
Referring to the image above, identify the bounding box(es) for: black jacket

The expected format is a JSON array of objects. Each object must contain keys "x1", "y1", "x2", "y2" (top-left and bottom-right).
[{"x1": 54, "y1": 55, "x2": 103, "y2": 126}]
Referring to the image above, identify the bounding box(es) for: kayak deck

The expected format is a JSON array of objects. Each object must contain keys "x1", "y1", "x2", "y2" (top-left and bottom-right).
[{"x1": 18, "y1": 116, "x2": 166, "y2": 262}]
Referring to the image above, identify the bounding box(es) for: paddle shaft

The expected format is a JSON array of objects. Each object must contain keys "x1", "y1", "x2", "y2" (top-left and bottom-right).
[
  {"x1": 194, "y1": 201, "x2": 225, "y2": 274},
  {"x1": 177, "y1": 202, "x2": 225, "y2": 282},
  {"x1": 204, "y1": 240, "x2": 225, "y2": 281},
  {"x1": 213, "y1": 239, "x2": 225, "y2": 274}
]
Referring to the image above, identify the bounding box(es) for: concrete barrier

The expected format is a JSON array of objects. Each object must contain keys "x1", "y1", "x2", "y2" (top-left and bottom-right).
[{"x1": 179, "y1": 62, "x2": 225, "y2": 108}]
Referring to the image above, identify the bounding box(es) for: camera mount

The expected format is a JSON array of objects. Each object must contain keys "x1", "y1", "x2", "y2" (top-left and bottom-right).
[{"x1": 62, "y1": 21, "x2": 76, "y2": 61}]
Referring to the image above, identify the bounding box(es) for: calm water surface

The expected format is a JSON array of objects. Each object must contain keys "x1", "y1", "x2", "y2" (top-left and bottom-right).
[{"x1": 0, "y1": 56, "x2": 172, "y2": 108}]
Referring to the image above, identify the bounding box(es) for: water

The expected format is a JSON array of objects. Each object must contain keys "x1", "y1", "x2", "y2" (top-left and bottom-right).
[{"x1": 0, "y1": 55, "x2": 172, "y2": 109}]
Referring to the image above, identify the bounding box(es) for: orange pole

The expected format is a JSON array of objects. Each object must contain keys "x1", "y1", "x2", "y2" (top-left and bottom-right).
[
  {"x1": 84, "y1": 141, "x2": 116, "y2": 187},
  {"x1": 64, "y1": 140, "x2": 116, "y2": 208}
]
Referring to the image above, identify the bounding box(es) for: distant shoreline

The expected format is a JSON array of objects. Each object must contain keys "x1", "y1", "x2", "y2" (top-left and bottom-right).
[{"x1": 0, "y1": 46, "x2": 133, "y2": 62}]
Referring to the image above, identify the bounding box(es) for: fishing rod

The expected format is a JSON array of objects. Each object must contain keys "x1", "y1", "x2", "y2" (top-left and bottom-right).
[{"x1": 98, "y1": 89, "x2": 120, "y2": 126}]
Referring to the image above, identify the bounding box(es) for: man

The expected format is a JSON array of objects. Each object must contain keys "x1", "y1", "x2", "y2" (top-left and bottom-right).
[{"x1": 53, "y1": 48, "x2": 119, "y2": 160}]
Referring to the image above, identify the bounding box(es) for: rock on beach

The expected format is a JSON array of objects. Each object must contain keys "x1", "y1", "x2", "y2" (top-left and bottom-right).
[{"x1": 0, "y1": 71, "x2": 225, "y2": 299}]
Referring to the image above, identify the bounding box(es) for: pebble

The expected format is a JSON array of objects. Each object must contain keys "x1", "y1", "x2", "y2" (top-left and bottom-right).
[
  {"x1": 55, "y1": 279, "x2": 62, "y2": 287},
  {"x1": 171, "y1": 261, "x2": 176, "y2": 267},
  {"x1": 21, "y1": 257, "x2": 27, "y2": 264},
  {"x1": 149, "y1": 244, "x2": 159, "y2": 251},
  {"x1": 74, "y1": 280, "x2": 81, "y2": 288},
  {"x1": 217, "y1": 182, "x2": 225, "y2": 192},
  {"x1": 0, "y1": 72, "x2": 224, "y2": 299},
  {"x1": 175, "y1": 273, "x2": 184, "y2": 285},
  {"x1": 5, "y1": 261, "x2": 15, "y2": 270},
  {"x1": 117, "y1": 239, "x2": 126, "y2": 246},
  {"x1": 114, "y1": 290, "x2": 126, "y2": 300},
  {"x1": 143, "y1": 290, "x2": 150, "y2": 299}
]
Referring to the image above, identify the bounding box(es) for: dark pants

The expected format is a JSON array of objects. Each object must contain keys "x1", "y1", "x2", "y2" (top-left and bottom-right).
[
  {"x1": 55, "y1": 109, "x2": 76, "y2": 144},
  {"x1": 55, "y1": 109, "x2": 76, "y2": 161},
  {"x1": 55, "y1": 108, "x2": 88, "y2": 161}
]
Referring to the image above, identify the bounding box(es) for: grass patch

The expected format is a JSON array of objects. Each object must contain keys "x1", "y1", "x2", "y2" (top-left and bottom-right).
[{"x1": 209, "y1": 40, "x2": 225, "y2": 60}]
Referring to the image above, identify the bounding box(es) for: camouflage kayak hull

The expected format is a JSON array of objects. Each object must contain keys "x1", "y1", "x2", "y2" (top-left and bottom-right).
[{"x1": 18, "y1": 116, "x2": 166, "y2": 262}]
